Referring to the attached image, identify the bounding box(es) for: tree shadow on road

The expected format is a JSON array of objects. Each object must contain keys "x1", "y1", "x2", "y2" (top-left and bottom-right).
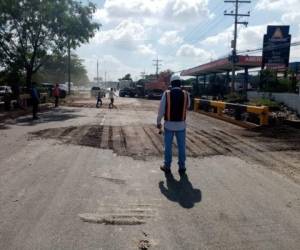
[
  {"x1": 15, "y1": 109, "x2": 84, "y2": 126},
  {"x1": 159, "y1": 173, "x2": 201, "y2": 209}
]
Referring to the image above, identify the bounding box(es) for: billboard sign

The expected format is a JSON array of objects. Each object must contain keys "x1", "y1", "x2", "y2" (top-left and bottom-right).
[{"x1": 262, "y1": 26, "x2": 291, "y2": 71}]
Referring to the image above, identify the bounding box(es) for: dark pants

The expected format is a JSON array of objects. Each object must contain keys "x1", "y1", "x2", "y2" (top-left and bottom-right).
[
  {"x1": 96, "y1": 98, "x2": 102, "y2": 108},
  {"x1": 4, "y1": 99, "x2": 10, "y2": 111},
  {"x1": 55, "y1": 96, "x2": 59, "y2": 107},
  {"x1": 109, "y1": 98, "x2": 114, "y2": 108},
  {"x1": 32, "y1": 100, "x2": 39, "y2": 118}
]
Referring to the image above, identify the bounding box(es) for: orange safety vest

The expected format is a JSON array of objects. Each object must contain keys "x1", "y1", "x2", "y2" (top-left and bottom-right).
[{"x1": 165, "y1": 89, "x2": 188, "y2": 121}]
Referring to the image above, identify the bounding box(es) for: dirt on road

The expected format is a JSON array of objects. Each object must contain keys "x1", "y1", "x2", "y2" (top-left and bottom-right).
[{"x1": 29, "y1": 98, "x2": 300, "y2": 183}]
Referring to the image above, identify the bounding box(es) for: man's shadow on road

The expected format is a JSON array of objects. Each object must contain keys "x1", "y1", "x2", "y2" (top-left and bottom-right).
[{"x1": 159, "y1": 173, "x2": 202, "y2": 209}]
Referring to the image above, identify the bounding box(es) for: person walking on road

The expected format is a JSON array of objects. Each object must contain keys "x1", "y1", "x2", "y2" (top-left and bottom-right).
[
  {"x1": 157, "y1": 75, "x2": 190, "y2": 175},
  {"x1": 53, "y1": 83, "x2": 60, "y2": 108},
  {"x1": 96, "y1": 91, "x2": 103, "y2": 108},
  {"x1": 108, "y1": 88, "x2": 117, "y2": 109},
  {"x1": 31, "y1": 82, "x2": 40, "y2": 120}
]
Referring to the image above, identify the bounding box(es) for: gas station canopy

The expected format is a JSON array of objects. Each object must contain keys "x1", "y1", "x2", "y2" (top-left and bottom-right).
[{"x1": 180, "y1": 55, "x2": 262, "y2": 76}]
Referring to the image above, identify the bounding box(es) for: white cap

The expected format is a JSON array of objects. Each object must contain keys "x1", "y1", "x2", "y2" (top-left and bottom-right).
[{"x1": 170, "y1": 75, "x2": 181, "y2": 83}]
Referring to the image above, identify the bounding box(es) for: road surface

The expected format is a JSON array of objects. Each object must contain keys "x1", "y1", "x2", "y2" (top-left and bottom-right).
[{"x1": 0, "y1": 97, "x2": 300, "y2": 250}]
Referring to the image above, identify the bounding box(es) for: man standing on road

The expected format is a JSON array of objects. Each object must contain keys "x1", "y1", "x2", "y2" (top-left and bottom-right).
[
  {"x1": 108, "y1": 88, "x2": 117, "y2": 109},
  {"x1": 157, "y1": 75, "x2": 190, "y2": 175},
  {"x1": 31, "y1": 82, "x2": 40, "y2": 120},
  {"x1": 53, "y1": 83, "x2": 60, "y2": 108}
]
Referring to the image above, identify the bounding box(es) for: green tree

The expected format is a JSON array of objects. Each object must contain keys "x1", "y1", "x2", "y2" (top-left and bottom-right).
[
  {"x1": 259, "y1": 69, "x2": 277, "y2": 91},
  {"x1": 158, "y1": 69, "x2": 173, "y2": 83},
  {"x1": 33, "y1": 53, "x2": 89, "y2": 85},
  {"x1": 121, "y1": 74, "x2": 132, "y2": 81},
  {"x1": 0, "y1": 0, "x2": 100, "y2": 89}
]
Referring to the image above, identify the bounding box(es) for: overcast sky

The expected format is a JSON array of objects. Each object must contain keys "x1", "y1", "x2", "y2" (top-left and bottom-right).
[{"x1": 76, "y1": 0, "x2": 300, "y2": 81}]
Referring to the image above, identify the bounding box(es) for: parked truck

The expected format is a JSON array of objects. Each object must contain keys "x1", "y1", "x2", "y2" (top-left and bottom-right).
[{"x1": 145, "y1": 80, "x2": 168, "y2": 99}]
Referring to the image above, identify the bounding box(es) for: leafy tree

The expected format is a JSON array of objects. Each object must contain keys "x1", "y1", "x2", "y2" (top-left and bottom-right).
[
  {"x1": 33, "y1": 53, "x2": 89, "y2": 85},
  {"x1": 120, "y1": 74, "x2": 132, "y2": 81},
  {"x1": 0, "y1": 0, "x2": 100, "y2": 89},
  {"x1": 259, "y1": 69, "x2": 277, "y2": 91},
  {"x1": 158, "y1": 69, "x2": 173, "y2": 83}
]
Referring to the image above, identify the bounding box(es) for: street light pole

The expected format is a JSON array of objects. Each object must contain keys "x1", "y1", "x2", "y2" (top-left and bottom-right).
[
  {"x1": 97, "y1": 59, "x2": 99, "y2": 85},
  {"x1": 68, "y1": 38, "x2": 71, "y2": 95}
]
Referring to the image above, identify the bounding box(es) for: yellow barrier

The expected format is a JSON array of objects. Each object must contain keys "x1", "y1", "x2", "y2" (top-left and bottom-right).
[{"x1": 194, "y1": 99, "x2": 269, "y2": 126}]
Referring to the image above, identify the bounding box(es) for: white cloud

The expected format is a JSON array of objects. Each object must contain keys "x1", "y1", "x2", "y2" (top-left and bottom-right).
[
  {"x1": 98, "y1": 0, "x2": 160, "y2": 19},
  {"x1": 159, "y1": 31, "x2": 183, "y2": 46},
  {"x1": 82, "y1": 54, "x2": 141, "y2": 81},
  {"x1": 163, "y1": 0, "x2": 212, "y2": 24},
  {"x1": 137, "y1": 44, "x2": 156, "y2": 56},
  {"x1": 92, "y1": 19, "x2": 146, "y2": 50},
  {"x1": 200, "y1": 26, "x2": 232, "y2": 47},
  {"x1": 282, "y1": 12, "x2": 300, "y2": 25},
  {"x1": 95, "y1": 0, "x2": 212, "y2": 26},
  {"x1": 176, "y1": 44, "x2": 213, "y2": 59},
  {"x1": 256, "y1": 0, "x2": 300, "y2": 11},
  {"x1": 238, "y1": 25, "x2": 268, "y2": 51},
  {"x1": 200, "y1": 24, "x2": 273, "y2": 52},
  {"x1": 94, "y1": 9, "x2": 109, "y2": 24}
]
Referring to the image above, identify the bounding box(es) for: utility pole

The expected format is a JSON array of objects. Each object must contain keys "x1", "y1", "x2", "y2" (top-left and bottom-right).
[
  {"x1": 140, "y1": 70, "x2": 146, "y2": 79},
  {"x1": 224, "y1": 0, "x2": 250, "y2": 92},
  {"x1": 97, "y1": 60, "x2": 99, "y2": 85},
  {"x1": 153, "y1": 57, "x2": 162, "y2": 79},
  {"x1": 67, "y1": 38, "x2": 71, "y2": 95}
]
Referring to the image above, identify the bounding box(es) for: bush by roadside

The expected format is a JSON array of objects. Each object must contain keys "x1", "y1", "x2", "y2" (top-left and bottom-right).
[{"x1": 247, "y1": 98, "x2": 280, "y2": 111}]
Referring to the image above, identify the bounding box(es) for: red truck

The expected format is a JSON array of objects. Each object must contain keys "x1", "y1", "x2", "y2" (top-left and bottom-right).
[{"x1": 144, "y1": 73, "x2": 170, "y2": 99}]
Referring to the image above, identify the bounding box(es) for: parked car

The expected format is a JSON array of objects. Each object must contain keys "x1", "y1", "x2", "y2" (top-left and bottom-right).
[
  {"x1": 41, "y1": 83, "x2": 67, "y2": 98},
  {"x1": 0, "y1": 86, "x2": 12, "y2": 102},
  {"x1": 119, "y1": 87, "x2": 136, "y2": 97}
]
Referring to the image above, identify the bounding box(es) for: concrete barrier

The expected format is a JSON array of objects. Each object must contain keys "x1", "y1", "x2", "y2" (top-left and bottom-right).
[
  {"x1": 194, "y1": 98, "x2": 269, "y2": 126},
  {"x1": 248, "y1": 91, "x2": 300, "y2": 115}
]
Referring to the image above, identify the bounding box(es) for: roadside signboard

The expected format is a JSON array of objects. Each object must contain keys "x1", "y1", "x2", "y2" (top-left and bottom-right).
[{"x1": 262, "y1": 26, "x2": 291, "y2": 71}]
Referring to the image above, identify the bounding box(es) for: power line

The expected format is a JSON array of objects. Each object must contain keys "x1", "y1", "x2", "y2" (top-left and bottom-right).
[
  {"x1": 237, "y1": 41, "x2": 300, "y2": 55},
  {"x1": 182, "y1": 2, "x2": 227, "y2": 43},
  {"x1": 162, "y1": 3, "x2": 233, "y2": 64}
]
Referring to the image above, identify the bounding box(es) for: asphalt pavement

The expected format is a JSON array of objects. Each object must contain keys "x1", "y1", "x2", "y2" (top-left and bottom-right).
[{"x1": 0, "y1": 97, "x2": 299, "y2": 250}]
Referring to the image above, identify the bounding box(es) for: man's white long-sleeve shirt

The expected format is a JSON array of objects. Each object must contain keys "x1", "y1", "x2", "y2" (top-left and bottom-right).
[{"x1": 157, "y1": 87, "x2": 190, "y2": 131}]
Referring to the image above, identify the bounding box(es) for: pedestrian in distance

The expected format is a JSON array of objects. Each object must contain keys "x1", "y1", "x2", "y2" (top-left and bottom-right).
[
  {"x1": 53, "y1": 83, "x2": 60, "y2": 108},
  {"x1": 108, "y1": 87, "x2": 117, "y2": 109},
  {"x1": 31, "y1": 82, "x2": 40, "y2": 120},
  {"x1": 157, "y1": 75, "x2": 190, "y2": 176},
  {"x1": 96, "y1": 91, "x2": 103, "y2": 108}
]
